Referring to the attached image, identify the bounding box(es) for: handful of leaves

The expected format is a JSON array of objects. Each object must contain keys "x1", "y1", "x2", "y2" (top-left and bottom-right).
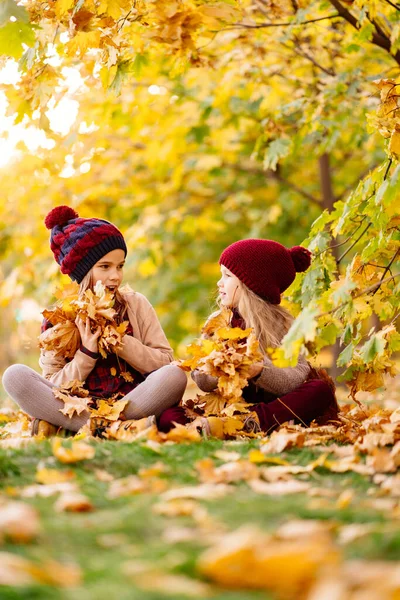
[
  {"x1": 38, "y1": 281, "x2": 129, "y2": 359},
  {"x1": 180, "y1": 308, "x2": 264, "y2": 403}
]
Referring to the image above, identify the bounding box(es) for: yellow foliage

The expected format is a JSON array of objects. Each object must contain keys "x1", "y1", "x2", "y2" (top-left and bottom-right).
[{"x1": 52, "y1": 439, "x2": 96, "y2": 463}]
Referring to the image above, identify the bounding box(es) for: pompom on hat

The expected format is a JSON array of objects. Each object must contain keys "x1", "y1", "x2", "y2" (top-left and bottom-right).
[
  {"x1": 219, "y1": 239, "x2": 311, "y2": 304},
  {"x1": 45, "y1": 205, "x2": 127, "y2": 283}
]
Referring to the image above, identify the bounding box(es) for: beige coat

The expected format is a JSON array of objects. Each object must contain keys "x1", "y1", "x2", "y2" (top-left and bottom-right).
[{"x1": 39, "y1": 289, "x2": 173, "y2": 386}]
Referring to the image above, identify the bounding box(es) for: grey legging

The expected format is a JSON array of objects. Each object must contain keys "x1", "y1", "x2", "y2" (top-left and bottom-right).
[{"x1": 2, "y1": 364, "x2": 187, "y2": 432}]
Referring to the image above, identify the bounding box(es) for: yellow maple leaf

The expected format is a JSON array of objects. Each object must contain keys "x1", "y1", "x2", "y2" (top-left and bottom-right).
[
  {"x1": 221, "y1": 402, "x2": 251, "y2": 417},
  {"x1": 223, "y1": 417, "x2": 244, "y2": 437},
  {"x1": 202, "y1": 392, "x2": 226, "y2": 415},
  {"x1": 215, "y1": 326, "x2": 253, "y2": 340},
  {"x1": 54, "y1": 0, "x2": 75, "y2": 19},
  {"x1": 53, "y1": 390, "x2": 90, "y2": 418},
  {"x1": 120, "y1": 371, "x2": 134, "y2": 382},
  {"x1": 67, "y1": 31, "x2": 102, "y2": 57},
  {"x1": 389, "y1": 125, "x2": 400, "y2": 159},
  {"x1": 54, "y1": 281, "x2": 80, "y2": 301},
  {"x1": 35, "y1": 467, "x2": 75, "y2": 484},
  {"x1": 90, "y1": 398, "x2": 128, "y2": 421},
  {"x1": 202, "y1": 308, "x2": 232, "y2": 337},
  {"x1": 52, "y1": 439, "x2": 96, "y2": 463},
  {"x1": 161, "y1": 423, "x2": 201, "y2": 443},
  {"x1": 97, "y1": 0, "x2": 129, "y2": 19},
  {"x1": 38, "y1": 321, "x2": 80, "y2": 359},
  {"x1": 198, "y1": 527, "x2": 339, "y2": 595},
  {"x1": 110, "y1": 367, "x2": 117, "y2": 376}
]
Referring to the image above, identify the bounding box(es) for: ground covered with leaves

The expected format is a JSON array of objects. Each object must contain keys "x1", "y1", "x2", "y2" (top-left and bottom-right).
[{"x1": 1, "y1": 381, "x2": 400, "y2": 600}]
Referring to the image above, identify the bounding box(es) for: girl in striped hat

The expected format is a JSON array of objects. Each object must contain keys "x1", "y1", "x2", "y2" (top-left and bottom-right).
[{"x1": 2, "y1": 206, "x2": 187, "y2": 435}]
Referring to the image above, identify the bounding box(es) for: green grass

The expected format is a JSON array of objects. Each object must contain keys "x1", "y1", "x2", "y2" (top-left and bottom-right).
[{"x1": 0, "y1": 439, "x2": 399, "y2": 599}]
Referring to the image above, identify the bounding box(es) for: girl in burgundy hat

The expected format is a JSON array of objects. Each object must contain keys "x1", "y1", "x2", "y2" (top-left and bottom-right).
[
  {"x1": 158, "y1": 238, "x2": 339, "y2": 435},
  {"x1": 2, "y1": 206, "x2": 187, "y2": 435}
]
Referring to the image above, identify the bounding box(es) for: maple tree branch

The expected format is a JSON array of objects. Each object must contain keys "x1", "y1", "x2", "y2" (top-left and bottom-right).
[
  {"x1": 327, "y1": 0, "x2": 400, "y2": 65},
  {"x1": 271, "y1": 171, "x2": 322, "y2": 206},
  {"x1": 313, "y1": 217, "x2": 367, "y2": 258},
  {"x1": 372, "y1": 248, "x2": 400, "y2": 295},
  {"x1": 383, "y1": 0, "x2": 400, "y2": 11},
  {"x1": 318, "y1": 273, "x2": 400, "y2": 318},
  {"x1": 384, "y1": 158, "x2": 393, "y2": 179},
  {"x1": 334, "y1": 166, "x2": 378, "y2": 201},
  {"x1": 283, "y1": 41, "x2": 335, "y2": 76},
  {"x1": 230, "y1": 13, "x2": 340, "y2": 29},
  {"x1": 221, "y1": 162, "x2": 322, "y2": 206},
  {"x1": 337, "y1": 222, "x2": 372, "y2": 263}
]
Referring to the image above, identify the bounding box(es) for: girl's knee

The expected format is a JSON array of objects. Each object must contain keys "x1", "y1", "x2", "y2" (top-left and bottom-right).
[
  {"x1": 163, "y1": 364, "x2": 188, "y2": 391},
  {"x1": 2, "y1": 364, "x2": 32, "y2": 392}
]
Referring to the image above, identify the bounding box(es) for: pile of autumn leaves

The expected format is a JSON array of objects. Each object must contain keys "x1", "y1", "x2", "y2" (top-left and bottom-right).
[{"x1": 33, "y1": 284, "x2": 264, "y2": 441}]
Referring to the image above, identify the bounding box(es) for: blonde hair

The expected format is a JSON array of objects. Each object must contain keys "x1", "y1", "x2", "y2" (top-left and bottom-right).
[
  {"x1": 235, "y1": 282, "x2": 293, "y2": 354},
  {"x1": 79, "y1": 271, "x2": 129, "y2": 323}
]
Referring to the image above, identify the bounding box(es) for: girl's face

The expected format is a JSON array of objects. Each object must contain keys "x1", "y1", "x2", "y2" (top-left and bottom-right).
[
  {"x1": 92, "y1": 249, "x2": 125, "y2": 293},
  {"x1": 217, "y1": 265, "x2": 242, "y2": 307}
]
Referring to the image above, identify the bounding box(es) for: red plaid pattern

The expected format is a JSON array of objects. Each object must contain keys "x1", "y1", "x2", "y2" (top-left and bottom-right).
[{"x1": 41, "y1": 319, "x2": 145, "y2": 397}]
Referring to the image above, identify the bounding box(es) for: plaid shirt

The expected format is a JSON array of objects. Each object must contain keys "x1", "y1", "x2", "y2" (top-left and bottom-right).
[{"x1": 41, "y1": 319, "x2": 145, "y2": 398}]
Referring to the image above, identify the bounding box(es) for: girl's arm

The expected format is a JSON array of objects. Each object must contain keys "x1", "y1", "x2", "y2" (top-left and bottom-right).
[
  {"x1": 39, "y1": 343, "x2": 98, "y2": 386},
  {"x1": 39, "y1": 316, "x2": 101, "y2": 386},
  {"x1": 116, "y1": 293, "x2": 173, "y2": 374},
  {"x1": 253, "y1": 354, "x2": 310, "y2": 396}
]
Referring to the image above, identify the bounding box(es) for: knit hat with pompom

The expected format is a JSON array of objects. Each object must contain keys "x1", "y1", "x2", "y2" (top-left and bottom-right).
[
  {"x1": 45, "y1": 205, "x2": 127, "y2": 283},
  {"x1": 219, "y1": 238, "x2": 311, "y2": 304}
]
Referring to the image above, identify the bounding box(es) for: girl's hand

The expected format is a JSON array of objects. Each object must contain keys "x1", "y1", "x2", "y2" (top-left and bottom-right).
[
  {"x1": 247, "y1": 362, "x2": 264, "y2": 380},
  {"x1": 75, "y1": 316, "x2": 102, "y2": 353}
]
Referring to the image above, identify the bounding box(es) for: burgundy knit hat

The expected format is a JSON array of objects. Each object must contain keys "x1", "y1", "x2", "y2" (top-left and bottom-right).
[
  {"x1": 45, "y1": 205, "x2": 127, "y2": 283},
  {"x1": 219, "y1": 239, "x2": 311, "y2": 304}
]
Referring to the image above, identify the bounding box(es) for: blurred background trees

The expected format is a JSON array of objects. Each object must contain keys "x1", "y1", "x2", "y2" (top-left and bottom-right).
[{"x1": 1, "y1": 0, "x2": 399, "y2": 396}]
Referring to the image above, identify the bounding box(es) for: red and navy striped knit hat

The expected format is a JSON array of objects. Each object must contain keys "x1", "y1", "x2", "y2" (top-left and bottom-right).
[
  {"x1": 45, "y1": 205, "x2": 127, "y2": 283},
  {"x1": 219, "y1": 238, "x2": 311, "y2": 304}
]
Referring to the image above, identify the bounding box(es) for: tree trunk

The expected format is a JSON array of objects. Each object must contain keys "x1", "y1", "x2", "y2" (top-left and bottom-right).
[{"x1": 319, "y1": 153, "x2": 342, "y2": 382}]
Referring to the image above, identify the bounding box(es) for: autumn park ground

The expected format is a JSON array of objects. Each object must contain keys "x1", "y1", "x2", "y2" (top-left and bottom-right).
[{"x1": 1, "y1": 376, "x2": 400, "y2": 599}]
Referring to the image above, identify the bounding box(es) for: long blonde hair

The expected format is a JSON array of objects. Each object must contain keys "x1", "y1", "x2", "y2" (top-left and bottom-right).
[
  {"x1": 79, "y1": 271, "x2": 129, "y2": 323},
  {"x1": 235, "y1": 282, "x2": 293, "y2": 354}
]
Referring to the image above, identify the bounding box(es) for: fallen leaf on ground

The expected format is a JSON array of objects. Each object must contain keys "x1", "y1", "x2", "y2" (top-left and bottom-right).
[
  {"x1": 0, "y1": 502, "x2": 40, "y2": 543},
  {"x1": 196, "y1": 458, "x2": 259, "y2": 484},
  {"x1": 161, "y1": 483, "x2": 231, "y2": 501},
  {"x1": 55, "y1": 492, "x2": 94, "y2": 512},
  {"x1": 0, "y1": 552, "x2": 82, "y2": 587},
  {"x1": 261, "y1": 429, "x2": 305, "y2": 453},
  {"x1": 198, "y1": 526, "x2": 339, "y2": 595},
  {"x1": 52, "y1": 438, "x2": 96, "y2": 463},
  {"x1": 36, "y1": 467, "x2": 76, "y2": 484},
  {"x1": 108, "y1": 475, "x2": 167, "y2": 499},
  {"x1": 248, "y1": 479, "x2": 311, "y2": 496},
  {"x1": 21, "y1": 482, "x2": 78, "y2": 498},
  {"x1": 123, "y1": 565, "x2": 213, "y2": 597}
]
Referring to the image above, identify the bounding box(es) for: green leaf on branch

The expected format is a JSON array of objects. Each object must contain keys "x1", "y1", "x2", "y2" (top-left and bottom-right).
[
  {"x1": 337, "y1": 342, "x2": 356, "y2": 367},
  {"x1": 360, "y1": 335, "x2": 386, "y2": 363},
  {"x1": 263, "y1": 138, "x2": 292, "y2": 171},
  {"x1": 0, "y1": 0, "x2": 29, "y2": 26},
  {"x1": 0, "y1": 21, "x2": 35, "y2": 59},
  {"x1": 280, "y1": 305, "x2": 319, "y2": 359}
]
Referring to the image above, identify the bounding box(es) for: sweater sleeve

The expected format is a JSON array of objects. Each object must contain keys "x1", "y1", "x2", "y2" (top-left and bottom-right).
[
  {"x1": 116, "y1": 293, "x2": 173, "y2": 374},
  {"x1": 253, "y1": 354, "x2": 310, "y2": 396},
  {"x1": 39, "y1": 346, "x2": 97, "y2": 386}
]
